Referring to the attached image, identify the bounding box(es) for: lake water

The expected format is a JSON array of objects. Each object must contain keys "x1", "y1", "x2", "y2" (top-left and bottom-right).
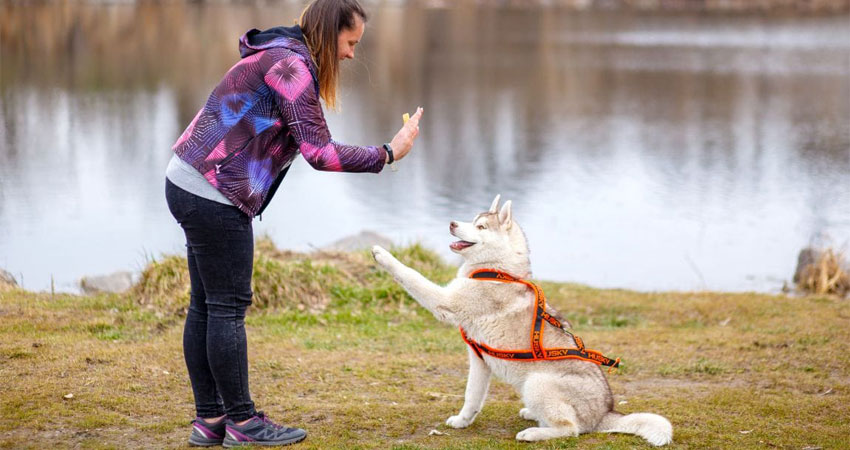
[{"x1": 1, "y1": 2, "x2": 848, "y2": 293}]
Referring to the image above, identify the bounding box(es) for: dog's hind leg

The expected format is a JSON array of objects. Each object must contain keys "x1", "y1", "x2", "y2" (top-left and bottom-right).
[
  {"x1": 446, "y1": 347, "x2": 492, "y2": 428},
  {"x1": 516, "y1": 374, "x2": 580, "y2": 442},
  {"x1": 516, "y1": 402, "x2": 580, "y2": 442},
  {"x1": 372, "y1": 246, "x2": 456, "y2": 322}
]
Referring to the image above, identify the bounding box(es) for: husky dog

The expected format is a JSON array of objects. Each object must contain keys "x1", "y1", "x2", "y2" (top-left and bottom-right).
[{"x1": 371, "y1": 195, "x2": 672, "y2": 446}]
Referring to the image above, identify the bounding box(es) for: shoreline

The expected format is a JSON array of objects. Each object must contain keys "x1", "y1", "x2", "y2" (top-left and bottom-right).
[{"x1": 0, "y1": 240, "x2": 821, "y2": 301}]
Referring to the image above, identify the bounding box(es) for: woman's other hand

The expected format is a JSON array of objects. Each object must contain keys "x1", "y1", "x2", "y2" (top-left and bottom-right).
[{"x1": 389, "y1": 107, "x2": 423, "y2": 163}]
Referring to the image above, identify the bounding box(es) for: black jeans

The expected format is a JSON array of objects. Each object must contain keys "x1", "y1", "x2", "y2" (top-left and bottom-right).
[{"x1": 165, "y1": 178, "x2": 256, "y2": 421}]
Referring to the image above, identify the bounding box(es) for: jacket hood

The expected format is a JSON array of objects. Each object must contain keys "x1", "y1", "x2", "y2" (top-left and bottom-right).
[{"x1": 239, "y1": 25, "x2": 310, "y2": 58}]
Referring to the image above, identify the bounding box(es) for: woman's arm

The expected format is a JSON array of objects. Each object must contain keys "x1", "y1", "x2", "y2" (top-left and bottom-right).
[{"x1": 264, "y1": 54, "x2": 385, "y2": 173}]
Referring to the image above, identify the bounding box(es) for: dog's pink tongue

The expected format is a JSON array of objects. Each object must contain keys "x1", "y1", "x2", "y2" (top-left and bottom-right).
[{"x1": 450, "y1": 241, "x2": 473, "y2": 250}]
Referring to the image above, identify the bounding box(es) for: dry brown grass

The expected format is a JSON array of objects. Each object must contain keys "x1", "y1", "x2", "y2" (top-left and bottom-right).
[
  {"x1": 3, "y1": 270, "x2": 849, "y2": 449},
  {"x1": 796, "y1": 248, "x2": 850, "y2": 297},
  {"x1": 3, "y1": 242, "x2": 849, "y2": 449},
  {"x1": 131, "y1": 237, "x2": 455, "y2": 315},
  {"x1": 132, "y1": 255, "x2": 190, "y2": 314},
  {"x1": 0, "y1": 270, "x2": 17, "y2": 292}
]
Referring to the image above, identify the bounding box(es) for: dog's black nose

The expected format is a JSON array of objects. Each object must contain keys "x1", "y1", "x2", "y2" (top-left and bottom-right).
[{"x1": 450, "y1": 221, "x2": 458, "y2": 231}]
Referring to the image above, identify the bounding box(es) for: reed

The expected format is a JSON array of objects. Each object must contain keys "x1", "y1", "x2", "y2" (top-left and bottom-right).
[{"x1": 796, "y1": 248, "x2": 850, "y2": 297}]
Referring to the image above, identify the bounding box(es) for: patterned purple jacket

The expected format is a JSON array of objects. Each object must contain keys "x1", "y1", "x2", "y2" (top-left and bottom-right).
[{"x1": 172, "y1": 26, "x2": 385, "y2": 217}]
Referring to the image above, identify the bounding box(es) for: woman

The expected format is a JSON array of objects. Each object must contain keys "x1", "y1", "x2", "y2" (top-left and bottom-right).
[{"x1": 164, "y1": 0, "x2": 423, "y2": 446}]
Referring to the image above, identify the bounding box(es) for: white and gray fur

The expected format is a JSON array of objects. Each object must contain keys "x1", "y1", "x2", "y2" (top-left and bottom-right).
[{"x1": 371, "y1": 195, "x2": 672, "y2": 445}]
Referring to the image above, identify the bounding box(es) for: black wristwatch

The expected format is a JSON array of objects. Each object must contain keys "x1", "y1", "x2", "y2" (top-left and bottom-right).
[{"x1": 382, "y1": 143, "x2": 395, "y2": 164}]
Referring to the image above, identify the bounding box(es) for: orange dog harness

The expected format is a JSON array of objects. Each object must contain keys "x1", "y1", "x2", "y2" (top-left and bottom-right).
[{"x1": 459, "y1": 269, "x2": 620, "y2": 371}]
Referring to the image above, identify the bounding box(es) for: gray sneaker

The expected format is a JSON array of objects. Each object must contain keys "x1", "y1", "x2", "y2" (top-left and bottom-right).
[
  {"x1": 189, "y1": 416, "x2": 226, "y2": 447},
  {"x1": 223, "y1": 412, "x2": 307, "y2": 447}
]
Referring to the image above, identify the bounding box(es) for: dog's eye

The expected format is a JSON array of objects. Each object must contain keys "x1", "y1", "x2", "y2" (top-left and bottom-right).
[{"x1": 477, "y1": 225, "x2": 486, "y2": 230}]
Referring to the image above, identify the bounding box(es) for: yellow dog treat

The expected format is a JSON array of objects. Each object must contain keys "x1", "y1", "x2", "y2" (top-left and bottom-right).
[{"x1": 403, "y1": 113, "x2": 410, "y2": 124}]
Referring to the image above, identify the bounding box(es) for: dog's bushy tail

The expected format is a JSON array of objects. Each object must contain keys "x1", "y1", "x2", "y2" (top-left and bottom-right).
[{"x1": 596, "y1": 411, "x2": 672, "y2": 446}]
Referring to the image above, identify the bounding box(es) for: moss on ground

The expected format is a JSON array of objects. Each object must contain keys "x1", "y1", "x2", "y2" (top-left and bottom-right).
[{"x1": 1, "y1": 242, "x2": 848, "y2": 449}]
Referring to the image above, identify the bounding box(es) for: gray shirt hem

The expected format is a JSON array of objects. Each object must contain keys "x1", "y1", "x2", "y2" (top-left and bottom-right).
[{"x1": 165, "y1": 154, "x2": 234, "y2": 206}]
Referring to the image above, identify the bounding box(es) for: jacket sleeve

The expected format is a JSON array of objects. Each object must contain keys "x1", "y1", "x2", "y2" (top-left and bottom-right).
[{"x1": 264, "y1": 54, "x2": 385, "y2": 173}]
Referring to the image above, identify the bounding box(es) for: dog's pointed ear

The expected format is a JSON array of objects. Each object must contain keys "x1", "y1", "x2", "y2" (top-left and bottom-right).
[
  {"x1": 498, "y1": 200, "x2": 512, "y2": 229},
  {"x1": 489, "y1": 194, "x2": 501, "y2": 213}
]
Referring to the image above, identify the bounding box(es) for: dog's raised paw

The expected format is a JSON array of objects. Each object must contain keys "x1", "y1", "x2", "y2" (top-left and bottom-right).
[
  {"x1": 371, "y1": 245, "x2": 390, "y2": 264},
  {"x1": 371, "y1": 245, "x2": 400, "y2": 271},
  {"x1": 445, "y1": 415, "x2": 472, "y2": 429}
]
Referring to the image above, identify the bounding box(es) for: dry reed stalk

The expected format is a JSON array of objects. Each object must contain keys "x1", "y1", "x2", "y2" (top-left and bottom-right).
[{"x1": 798, "y1": 249, "x2": 850, "y2": 297}]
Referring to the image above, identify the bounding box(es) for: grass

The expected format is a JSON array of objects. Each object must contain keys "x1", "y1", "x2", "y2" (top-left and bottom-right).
[{"x1": 1, "y1": 242, "x2": 849, "y2": 449}]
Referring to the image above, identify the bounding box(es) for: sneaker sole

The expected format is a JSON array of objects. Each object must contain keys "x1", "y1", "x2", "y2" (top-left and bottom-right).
[
  {"x1": 222, "y1": 432, "x2": 307, "y2": 448},
  {"x1": 189, "y1": 434, "x2": 225, "y2": 447}
]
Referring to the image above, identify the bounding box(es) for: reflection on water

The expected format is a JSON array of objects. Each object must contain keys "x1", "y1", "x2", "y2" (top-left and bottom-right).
[{"x1": 1, "y1": 2, "x2": 848, "y2": 292}]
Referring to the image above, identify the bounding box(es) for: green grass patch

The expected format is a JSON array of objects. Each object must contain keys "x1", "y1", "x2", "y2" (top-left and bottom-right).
[
  {"x1": 86, "y1": 323, "x2": 124, "y2": 341},
  {"x1": 570, "y1": 307, "x2": 642, "y2": 329}
]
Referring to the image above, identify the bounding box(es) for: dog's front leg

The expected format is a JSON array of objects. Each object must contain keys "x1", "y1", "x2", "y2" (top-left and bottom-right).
[
  {"x1": 446, "y1": 347, "x2": 492, "y2": 428},
  {"x1": 371, "y1": 245, "x2": 456, "y2": 322}
]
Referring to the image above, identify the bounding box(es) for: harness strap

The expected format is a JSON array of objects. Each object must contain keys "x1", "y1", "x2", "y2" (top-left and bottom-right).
[{"x1": 460, "y1": 269, "x2": 620, "y2": 371}]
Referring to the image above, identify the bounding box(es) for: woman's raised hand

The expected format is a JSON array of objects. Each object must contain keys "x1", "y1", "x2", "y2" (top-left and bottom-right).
[{"x1": 388, "y1": 107, "x2": 423, "y2": 163}]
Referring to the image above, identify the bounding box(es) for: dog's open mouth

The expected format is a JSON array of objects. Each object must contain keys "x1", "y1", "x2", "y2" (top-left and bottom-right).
[{"x1": 450, "y1": 240, "x2": 476, "y2": 251}]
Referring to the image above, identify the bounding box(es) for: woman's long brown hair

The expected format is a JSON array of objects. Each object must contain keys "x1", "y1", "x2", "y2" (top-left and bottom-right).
[{"x1": 299, "y1": 0, "x2": 367, "y2": 110}]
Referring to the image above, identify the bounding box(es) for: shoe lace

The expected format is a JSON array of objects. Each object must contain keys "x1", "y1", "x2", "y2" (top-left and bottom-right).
[{"x1": 255, "y1": 411, "x2": 284, "y2": 430}]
